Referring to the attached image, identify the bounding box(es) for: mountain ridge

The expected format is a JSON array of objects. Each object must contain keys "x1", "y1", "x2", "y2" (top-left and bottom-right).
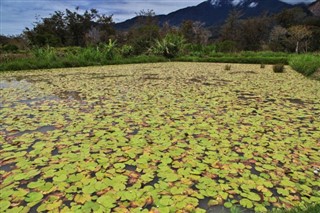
[
  {"x1": 115, "y1": 0, "x2": 311, "y2": 30},
  {"x1": 309, "y1": 0, "x2": 320, "y2": 16}
]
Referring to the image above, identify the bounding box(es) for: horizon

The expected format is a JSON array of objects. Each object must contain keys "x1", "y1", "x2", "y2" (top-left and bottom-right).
[{"x1": 0, "y1": 0, "x2": 317, "y2": 36}]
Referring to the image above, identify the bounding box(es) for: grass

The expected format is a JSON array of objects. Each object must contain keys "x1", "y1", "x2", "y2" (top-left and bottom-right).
[
  {"x1": 176, "y1": 55, "x2": 288, "y2": 65},
  {"x1": 0, "y1": 54, "x2": 168, "y2": 71},
  {"x1": 289, "y1": 54, "x2": 320, "y2": 77},
  {"x1": 0, "y1": 48, "x2": 319, "y2": 80}
]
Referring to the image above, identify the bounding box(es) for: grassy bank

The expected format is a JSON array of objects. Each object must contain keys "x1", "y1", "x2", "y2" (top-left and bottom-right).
[
  {"x1": 0, "y1": 54, "x2": 168, "y2": 71},
  {"x1": 0, "y1": 50, "x2": 289, "y2": 72},
  {"x1": 0, "y1": 49, "x2": 319, "y2": 80},
  {"x1": 289, "y1": 54, "x2": 320, "y2": 78}
]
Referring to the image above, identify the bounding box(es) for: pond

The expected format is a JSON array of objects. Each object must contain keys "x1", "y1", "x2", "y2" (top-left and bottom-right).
[{"x1": 0, "y1": 62, "x2": 320, "y2": 212}]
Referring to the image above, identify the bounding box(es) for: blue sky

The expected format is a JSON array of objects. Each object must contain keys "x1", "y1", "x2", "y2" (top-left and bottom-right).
[{"x1": 0, "y1": 0, "x2": 316, "y2": 35}]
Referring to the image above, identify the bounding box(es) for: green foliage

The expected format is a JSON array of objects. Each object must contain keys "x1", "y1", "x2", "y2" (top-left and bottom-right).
[
  {"x1": 216, "y1": 40, "x2": 238, "y2": 53},
  {"x1": 120, "y1": 45, "x2": 134, "y2": 58},
  {"x1": 152, "y1": 33, "x2": 185, "y2": 58},
  {"x1": 33, "y1": 47, "x2": 57, "y2": 61},
  {"x1": 273, "y1": 64, "x2": 285, "y2": 73},
  {"x1": 1, "y1": 44, "x2": 19, "y2": 53},
  {"x1": 1, "y1": 62, "x2": 320, "y2": 212},
  {"x1": 289, "y1": 54, "x2": 320, "y2": 76},
  {"x1": 176, "y1": 55, "x2": 288, "y2": 65},
  {"x1": 100, "y1": 39, "x2": 118, "y2": 60},
  {"x1": 24, "y1": 9, "x2": 115, "y2": 47}
]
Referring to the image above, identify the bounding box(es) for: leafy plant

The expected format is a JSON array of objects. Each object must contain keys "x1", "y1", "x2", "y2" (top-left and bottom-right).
[
  {"x1": 100, "y1": 39, "x2": 118, "y2": 60},
  {"x1": 152, "y1": 33, "x2": 185, "y2": 58},
  {"x1": 120, "y1": 44, "x2": 134, "y2": 58}
]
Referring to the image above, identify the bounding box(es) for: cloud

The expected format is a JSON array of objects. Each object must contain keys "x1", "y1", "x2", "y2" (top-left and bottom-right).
[{"x1": 0, "y1": 0, "x2": 317, "y2": 35}]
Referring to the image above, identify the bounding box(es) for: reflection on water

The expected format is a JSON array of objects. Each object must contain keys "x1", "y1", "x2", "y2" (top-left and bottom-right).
[
  {"x1": 56, "y1": 91, "x2": 83, "y2": 101},
  {"x1": 18, "y1": 95, "x2": 59, "y2": 104},
  {"x1": 0, "y1": 162, "x2": 16, "y2": 172},
  {"x1": 1, "y1": 77, "x2": 86, "y2": 103},
  {"x1": 0, "y1": 79, "x2": 31, "y2": 89},
  {"x1": 12, "y1": 126, "x2": 56, "y2": 137}
]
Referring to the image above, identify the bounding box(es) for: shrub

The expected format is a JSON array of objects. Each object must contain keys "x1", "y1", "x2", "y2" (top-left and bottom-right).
[
  {"x1": 120, "y1": 45, "x2": 134, "y2": 58},
  {"x1": 216, "y1": 40, "x2": 237, "y2": 53},
  {"x1": 152, "y1": 33, "x2": 185, "y2": 58},
  {"x1": 100, "y1": 39, "x2": 118, "y2": 60},
  {"x1": 224, "y1": 64, "x2": 231, "y2": 70},
  {"x1": 273, "y1": 64, "x2": 285, "y2": 73},
  {"x1": 33, "y1": 47, "x2": 57, "y2": 61},
  {"x1": 2, "y1": 44, "x2": 19, "y2": 53}
]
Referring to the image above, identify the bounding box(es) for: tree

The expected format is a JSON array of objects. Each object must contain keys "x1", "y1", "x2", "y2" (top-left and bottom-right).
[
  {"x1": 276, "y1": 7, "x2": 308, "y2": 28},
  {"x1": 127, "y1": 9, "x2": 160, "y2": 55},
  {"x1": 179, "y1": 20, "x2": 211, "y2": 45},
  {"x1": 269, "y1": 25, "x2": 289, "y2": 51},
  {"x1": 24, "y1": 8, "x2": 115, "y2": 47},
  {"x1": 219, "y1": 10, "x2": 243, "y2": 42},
  {"x1": 288, "y1": 25, "x2": 312, "y2": 53}
]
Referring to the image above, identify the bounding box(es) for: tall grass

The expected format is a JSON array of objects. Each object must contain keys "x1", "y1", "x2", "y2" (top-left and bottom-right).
[{"x1": 289, "y1": 54, "x2": 320, "y2": 77}]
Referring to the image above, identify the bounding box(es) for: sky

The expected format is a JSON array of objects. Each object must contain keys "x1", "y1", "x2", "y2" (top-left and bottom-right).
[{"x1": 0, "y1": 0, "x2": 316, "y2": 36}]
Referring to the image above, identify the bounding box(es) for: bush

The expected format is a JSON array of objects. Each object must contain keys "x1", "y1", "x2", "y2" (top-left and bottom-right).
[
  {"x1": 273, "y1": 64, "x2": 285, "y2": 73},
  {"x1": 152, "y1": 33, "x2": 185, "y2": 58},
  {"x1": 289, "y1": 54, "x2": 320, "y2": 76},
  {"x1": 224, "y1": 64, "x2": 231, "y2": 70},
  {"x1": 33, "y1": 47, "x2": 57, "y2": 61},
  {"x1": 216, "y1": 40, "x2": 237, "y2": 53},
  {"x1": 120, "y1": 45, "x2": 134, "y2": 58},
  {"x1": 100, "y1": 39, "x2": 118, "y2": 60},
  {"x1": 2, "y1": 44, "x2": 19, "y2": 53}
]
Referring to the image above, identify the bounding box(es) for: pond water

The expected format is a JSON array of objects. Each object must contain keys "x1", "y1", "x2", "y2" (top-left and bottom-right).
[{"x1": 1, "y1": 63, "x2": 320, "y2": 212}]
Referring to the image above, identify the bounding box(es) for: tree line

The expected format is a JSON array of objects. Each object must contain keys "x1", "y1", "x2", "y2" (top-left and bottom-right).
[{"x1": 1, "y1": 6, "x2": 320, "y2": 54}]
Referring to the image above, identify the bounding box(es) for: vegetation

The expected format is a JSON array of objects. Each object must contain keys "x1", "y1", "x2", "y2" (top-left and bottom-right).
[
  {"x1": 1, "y1": 63, "x2": 320, "y2": 212},
  {"x1": 152, "y1": 33, "x2": 185, "y2": 58},
  {"x1": 273, "y1": 64, "x2": 285, "y2": 73},
  {"x1": 289, "y1": 54, "x2": 320, "y2": 77},
  {"x1": 1, "y1": 4, "x2": 320, "y2": 212},
  {"x1": 224, "y1": 64, "x2": 231, "y2": 70},
  {"x1": 1, "y1": 6, "x2": 320, "y2": 76}
]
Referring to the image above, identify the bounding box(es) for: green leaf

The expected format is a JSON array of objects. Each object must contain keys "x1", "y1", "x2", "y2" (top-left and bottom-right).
[
  {"x1": 247, "y1": 192, "x2": 261, "y2": 201},
  {"x1": 53, "y1": 174, "x2": 67, "y2": 182},
  {"x1": 159, "y1": 196, "x2": 174, "y2": 206},
  {"x1": 0, "y1": 200, "x2": 11, "y2": 211},
  {"x1": 240, "y1": 198, "x2": 253, "y2": 208},
  {"x1": 14, "y1": 173, "x2": 28, "y2": 181},
  {"x1": 97, "y1": 195, "x2": 116, "y2": 209},
  {"x1": 25, "y1": 192, "x2": 43, "y2": 203},
  {"x1": 27, "y1": 181, "x2": 45, "y2": 189},
  {"x1": 224, "y1": 202, "x2": 233, "y2": 208}
]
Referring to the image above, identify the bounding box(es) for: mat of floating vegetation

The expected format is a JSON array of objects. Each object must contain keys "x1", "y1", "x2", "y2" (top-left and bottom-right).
[{"x1": 0, "y1": 63, "x2": 320, "y2": 213}]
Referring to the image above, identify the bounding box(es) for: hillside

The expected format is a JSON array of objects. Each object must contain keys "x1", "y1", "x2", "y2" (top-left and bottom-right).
[
  {"x1": 115, "y1": 0, "x2": 299, "y2": 30},
  {"x1": 309, "y1": 0, "x2": 320, "y2": 16}
]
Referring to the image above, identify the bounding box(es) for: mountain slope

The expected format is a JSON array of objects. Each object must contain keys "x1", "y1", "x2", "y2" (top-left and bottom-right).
[
  {"x1": 309, "y1": 0, "x2": 320, "y2": 16},
  {"x1": 115, "y1": 0, "x2": 297, "y2": 30}
]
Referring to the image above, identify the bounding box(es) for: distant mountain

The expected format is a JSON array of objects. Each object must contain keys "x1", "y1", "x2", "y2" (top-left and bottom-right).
[
  {"x1": 309, "y1": 0, "x2": 320, "y2": 16},
  {"x1": 115, "y1": 0, "x2": 302, "y2": 30}
]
